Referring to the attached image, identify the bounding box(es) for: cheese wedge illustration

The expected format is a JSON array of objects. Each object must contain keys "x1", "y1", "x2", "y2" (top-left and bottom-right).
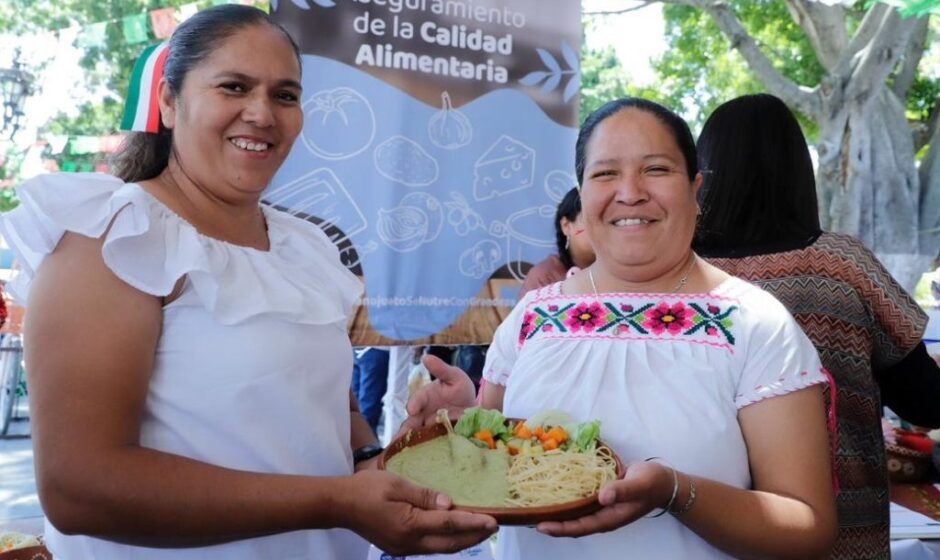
[{"x1": 473, "y1": 135, "x2": 535, "y2": 201}]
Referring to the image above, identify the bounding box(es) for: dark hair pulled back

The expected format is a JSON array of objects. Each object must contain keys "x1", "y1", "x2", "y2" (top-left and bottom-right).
[
  {"x1": 110, "y1": 5, "x2": 300, "y2": 182},
  {"x1": 574, "y1": 97, "x2": 698, "y2": 187}
]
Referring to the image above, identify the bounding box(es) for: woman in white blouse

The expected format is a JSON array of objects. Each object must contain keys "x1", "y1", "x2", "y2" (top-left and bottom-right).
[
  {"x1": 1, "y1": 5, "x2": 495, "y2": 559},
  {"x1": 405, "y1": 97, "x2": 837, "y2": 559}
]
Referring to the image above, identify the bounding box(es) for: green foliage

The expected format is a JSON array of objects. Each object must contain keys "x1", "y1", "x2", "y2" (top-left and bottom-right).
[
  {"x1": 0, "y1": 1, "x2": 200, "y2": 175},
  {"x1": 578, "y1": 29, "x2": 688, "y2": 126},
  {"x1": 911, "y1": 265, "x2": 939, "y2": 307},
  {"x1": 2, "y1": 0, "x2": 193, "y2": 102},
  {"x1": 906, "y1": 75, "x2": 940, "y2": 121},
  {"x1": 0, "y1": 148, "x2": 22, "y2": 211},
  {"x1": 873, "y1": 0, "x2": 940, "y2": 17},
  {"x1": 651, "y1": 2, "x2": 826, "y2": 135},
  {"x1": 46, "y1": 97, "x2": 125, "y2": 144},
  {"x1": 2, "y1": 1, "x2": 199, "y2": 127},
  {"x1": 0, "y1": 189, "x2": 20, "y2": 213},
  {"x1": 579, "y1": 44, "x2": 632, "y2": 124}
]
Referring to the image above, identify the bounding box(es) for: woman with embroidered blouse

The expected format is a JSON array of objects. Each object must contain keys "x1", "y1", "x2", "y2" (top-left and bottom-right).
[
  {"x1": 404, "y1": 97, "x2": 838, "y2": 559},
  {"x1": 0, "y1": 5, "x2": 496, "y2": 559}
]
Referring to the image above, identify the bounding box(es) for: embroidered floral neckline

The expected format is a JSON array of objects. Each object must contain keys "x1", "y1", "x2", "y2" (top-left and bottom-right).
[{"x1": 519, "y1": 294, "x2": 739, "y2": 351}]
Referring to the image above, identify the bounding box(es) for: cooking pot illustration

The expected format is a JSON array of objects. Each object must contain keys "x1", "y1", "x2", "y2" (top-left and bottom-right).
[{"x1": 487, "y1": 204, "x2": 556, "y2": 281}]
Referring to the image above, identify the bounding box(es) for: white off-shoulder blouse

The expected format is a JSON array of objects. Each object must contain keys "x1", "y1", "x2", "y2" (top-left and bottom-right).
[{"x1": 1, "y1": 173, "x2": 367, "y2": 560}]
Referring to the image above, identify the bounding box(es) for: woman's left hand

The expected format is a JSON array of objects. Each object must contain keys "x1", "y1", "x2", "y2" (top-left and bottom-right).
[{"x1": 536, "y1": 460, "x2": 672, "y2": 537}]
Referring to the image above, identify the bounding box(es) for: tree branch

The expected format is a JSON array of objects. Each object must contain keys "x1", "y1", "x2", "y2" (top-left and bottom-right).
[
  {"x1": 584, "y1": 1, "x2": 655, "y2": 16},
  {"x1": 783, "y1": 0, "x2": 848, "y2": 71},
  {"x1": 891, "y1": 16, "x2": 929, "y2": 100},
  {"x1": 844, "y1": 8, "x2": 918, "y2": 106},
  {"x1": 918, "y1": 103, "x2": 940, "y2": 153},
  {"x1": 835, "y1": 3, "x2": 889, "y2": 76},
  {"x1": 685, "y1": 0, "x2": 820, "y2": 118},
  {"x1": 918, "y1": 117, "x2": 940, "y2": 255}
]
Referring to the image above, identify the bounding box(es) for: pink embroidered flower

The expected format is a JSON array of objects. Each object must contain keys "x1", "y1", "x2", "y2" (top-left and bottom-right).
[
  {"x1": 707, "y1": 304, "x2": 720, "y2": 315},
  {"x1": 543, "y1": 323, "x2": 554, "y2": 332},
  {"x1": 642, "y1": 302, "x2": 692, "y2": 335},
  {"x1": 617, "y1": 324, "x2": 630, "y2": 334},
  {"x1": 548, "y1": 304, "x2": 559, "y2": 312},
  {"x1": 519, "y1": 312, "x2": 536, "y2": 343},
  {"x1": 620, "y1": 303, "x2": 634, "y2": 313},
  {"x1": 705, "y1": 326, "x2": 718, "y2": 336},
  {"x1": 564, "y1": 302, "x2": 605, "y2": 333}
]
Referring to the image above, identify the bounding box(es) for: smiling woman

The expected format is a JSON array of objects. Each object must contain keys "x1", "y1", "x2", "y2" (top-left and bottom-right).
[
  {"x1": 0, "y1": 4, "x2": 497, "y2": 560},
  {"x1": 405, "y1": 97, "x2": 839, "y2": 559},
  {"x1": 575, "y1": 99, "x2": 700, "y2": 293},
  {"x1": 111, "y1": 11, "x2": 305, "y2": 248}
]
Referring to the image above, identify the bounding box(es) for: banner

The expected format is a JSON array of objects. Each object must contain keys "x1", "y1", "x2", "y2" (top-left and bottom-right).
[
  {"x1": 149, "y1": 7, "x2": 179, "y2": 39},
  {"x1": 271, "y1": 0, "x2": 581, "y2": 345}
]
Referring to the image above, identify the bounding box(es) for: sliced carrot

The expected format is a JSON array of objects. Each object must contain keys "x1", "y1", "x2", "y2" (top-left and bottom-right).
[
  {"x1": 533, "y1": 426, "x2": 546, "y2": 441},
  {"x1": 542, "y1": 438, "x2": 559, "y2": 451},
  {"x1": 474, "y1": 430, "x2": 496, "y2": 449},
  {"x1": 514, "y1": 422, "x2": 533, "y2": 439},
  {"x1": 546, "y1": 426, "x2": 568, "y2": 444},
  {"x1": 508, "y1": 446, "x2": 520, "y2": 456}
]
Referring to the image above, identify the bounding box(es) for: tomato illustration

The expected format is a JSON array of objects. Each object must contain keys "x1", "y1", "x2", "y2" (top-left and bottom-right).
[{"x1": 301, "y1": 87, "x2": 376, "y2": 160}]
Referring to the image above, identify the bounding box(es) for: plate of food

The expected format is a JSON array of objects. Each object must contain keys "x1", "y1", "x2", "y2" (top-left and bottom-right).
[{"x1": 378, "y1": 407, "x2": 624, "y2": 525}]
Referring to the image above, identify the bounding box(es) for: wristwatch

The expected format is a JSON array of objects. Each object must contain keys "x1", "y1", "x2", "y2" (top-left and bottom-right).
[{"x1": 353, "y1": 443, "x2": 384, "y2": 464}]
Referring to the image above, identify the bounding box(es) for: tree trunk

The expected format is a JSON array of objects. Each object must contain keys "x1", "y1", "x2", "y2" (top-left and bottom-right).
[
  {"x1": 816, "y1": 90, "x2": 924, "y2": 291},
  {"x1": 919, "y1": 122, "x2": 940, "y2": 262}
]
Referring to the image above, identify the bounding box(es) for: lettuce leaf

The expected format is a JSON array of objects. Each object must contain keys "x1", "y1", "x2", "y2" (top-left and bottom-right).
[
  {"x1": 453, "y1": 407, "x2": 509, "y2": 440},
  {"x1": 526, "y1": 409, "x2": 574, "y2": 429},
  {"x1": 565, "y1": 420, "x2": 602, "y2": 452}
]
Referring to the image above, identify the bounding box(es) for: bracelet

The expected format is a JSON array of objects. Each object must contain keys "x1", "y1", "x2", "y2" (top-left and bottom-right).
[
  {"x1": 643, "y1": 457, "x2": 678, "y2": 518},
  {"x1": 353, "y1": 443, "x2": 384, "y2": 464},
  {"x1": 671, "y1": 476, "x2": 696, "y2": 516}
]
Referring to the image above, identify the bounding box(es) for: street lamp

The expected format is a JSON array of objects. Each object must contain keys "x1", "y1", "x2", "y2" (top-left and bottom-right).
[{"x1": 0, "y1": 50, "x2": 34, "y2": 140}]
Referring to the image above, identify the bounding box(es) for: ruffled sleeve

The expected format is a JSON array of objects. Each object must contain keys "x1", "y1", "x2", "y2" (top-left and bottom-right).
[
  {"x1": 482, "y1": 284, "x2": 547, "y2": 386},
  {"x1": 732, "y1": 282, "x2": 827, "y2": 408},
  {"x1": 0, "y1": 172, "x2": 362, "y2": 326}
]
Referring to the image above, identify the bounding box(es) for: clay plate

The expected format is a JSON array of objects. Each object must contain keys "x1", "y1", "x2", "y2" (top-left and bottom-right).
[{"x1": 378, "y1": 421, "x2": 625, "y2": 525}]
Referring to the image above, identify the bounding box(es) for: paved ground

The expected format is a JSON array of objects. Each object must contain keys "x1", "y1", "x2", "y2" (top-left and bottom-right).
[{"x1": 0, "y1": 401, "x2": 44, "y2": 537}]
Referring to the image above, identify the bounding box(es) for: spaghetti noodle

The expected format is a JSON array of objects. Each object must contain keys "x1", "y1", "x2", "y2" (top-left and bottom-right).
[{"x1": 506, "y1": 445, "x2": 619, "y2": 507}]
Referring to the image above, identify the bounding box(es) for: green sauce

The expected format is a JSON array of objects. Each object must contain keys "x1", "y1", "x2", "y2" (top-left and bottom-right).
[{"x1": 387, "y1": 434, "x2": 510, "y2": 507}]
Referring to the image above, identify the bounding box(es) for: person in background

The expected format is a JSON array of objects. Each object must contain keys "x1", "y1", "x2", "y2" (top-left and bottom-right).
[
  {"x1": 378, "y1": 346, "x2": 419, "y2": 446},
  {"x1": 351, "y1": 347, "x2": 390, "y2": 432},
  {"x1": 407, "y1": 97, "x2": 837, "y2": 559},
  {"x1": 694, "y1": 93, "x2": 940, "y2": 560},
  {"x1": 519, "y1": 187, "x2": 595, "y2": 295},
  {"x1": 0, "y1": 6, "x2": 495, "y2": 559}
]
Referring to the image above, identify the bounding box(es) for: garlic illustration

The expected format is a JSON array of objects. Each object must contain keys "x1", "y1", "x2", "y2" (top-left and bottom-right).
[{"x1": 427, "y1": 92, "x2": 473, "y2": 150}]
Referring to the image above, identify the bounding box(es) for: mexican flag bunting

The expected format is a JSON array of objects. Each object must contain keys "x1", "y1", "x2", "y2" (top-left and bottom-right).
[
  {"x1": 120, "y1": 42, "x2": 169, "y2": 133},
  {"x1": 149, "y1": 8, "x2": 178, "y2": 40},
  {"x1": 122, "y1": 14, "x2": 149, "y2": 44}
]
